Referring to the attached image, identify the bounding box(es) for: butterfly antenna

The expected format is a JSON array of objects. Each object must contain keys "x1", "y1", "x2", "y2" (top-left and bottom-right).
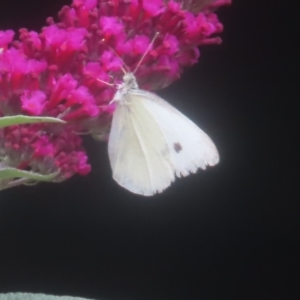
[
  {"x1": 132, "y1": 32, "x2": 160, "y2": 75},
  {"x1": 96, "y1": 78, "x2": 115, "y2": 87}
]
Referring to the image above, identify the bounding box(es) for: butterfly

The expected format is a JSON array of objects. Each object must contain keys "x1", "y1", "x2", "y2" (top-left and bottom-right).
[{"x1": 108, "y1": 72, "x2": 219, "y2": 196}]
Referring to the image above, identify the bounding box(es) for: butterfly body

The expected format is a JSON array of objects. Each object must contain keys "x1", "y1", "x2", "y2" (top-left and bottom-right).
[{"x1": 108, "y1": 73, "x2": 219, "y2": 196}]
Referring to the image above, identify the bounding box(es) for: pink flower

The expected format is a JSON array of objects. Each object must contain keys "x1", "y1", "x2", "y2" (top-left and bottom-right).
[
  {"x1": 0, "y1": 0, "x2": 230, "y2": 186},
  {"x1": 99, "y1": 17, "x2": 124, "y2": 39},
  {"x1": 21, "y1": 90, "x2": 46, "y2": 115},
  {"x1": 0, "y1": 124, "x2": 89, "y2": 180},
  {"x1": 0, "y1": 30, "x2": 15, "y2": 49},
  {"x1": 142, "y1": 0, "x2": 165, "y2": 16}
]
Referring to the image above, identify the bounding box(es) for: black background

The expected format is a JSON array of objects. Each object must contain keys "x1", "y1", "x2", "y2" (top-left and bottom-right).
[{"x1": 0, "y1": 0, "x2": 299, "y2": 299}]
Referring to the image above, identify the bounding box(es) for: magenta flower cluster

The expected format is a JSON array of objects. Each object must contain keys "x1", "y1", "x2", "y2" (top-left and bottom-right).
[{"x1": 0, "y1": 0, "x2": 230, "y2": 182}]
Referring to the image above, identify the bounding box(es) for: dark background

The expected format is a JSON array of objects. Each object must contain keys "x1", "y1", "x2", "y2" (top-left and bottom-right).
[{"x1": 0, "y1": 0, "x2": 298, "y2": 299}]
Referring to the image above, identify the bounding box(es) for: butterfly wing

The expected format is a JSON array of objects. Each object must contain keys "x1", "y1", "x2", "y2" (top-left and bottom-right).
[
  {"x1": 108, "y1": 94, "x2": 175, "y2": 196},
  {"x1": 129, "y1": 90, "x2": 219, "y2": 178},
  {"x1": 108, "y1": 89, "x2": 219, "y2": 196}
]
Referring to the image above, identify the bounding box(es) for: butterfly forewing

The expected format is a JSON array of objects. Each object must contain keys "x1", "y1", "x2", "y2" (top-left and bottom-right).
[{"x1": 130, "y1": 91, "x2": 220, "y2": 177}]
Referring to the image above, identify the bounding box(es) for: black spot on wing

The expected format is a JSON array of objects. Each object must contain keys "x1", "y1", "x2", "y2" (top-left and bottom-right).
[{"x1": 173, "y1": 142, "x2": 182, "y2": 153}]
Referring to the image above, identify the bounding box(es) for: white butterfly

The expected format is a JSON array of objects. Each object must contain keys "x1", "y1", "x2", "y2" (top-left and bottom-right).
[{"x1": 108, "y1": 72, "x2": 219, "y2": 196}]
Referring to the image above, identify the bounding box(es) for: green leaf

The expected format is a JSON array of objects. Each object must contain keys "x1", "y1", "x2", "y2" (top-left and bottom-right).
[
  {"x1": 0, "y1": 293, "x2": 95, "y2": 300},
  {"x1": 0, "y1": 167, "x2": 58, "y2": 182},
  {"x1": 0, "y1": 115, "x2": 65, "y2": 128}
]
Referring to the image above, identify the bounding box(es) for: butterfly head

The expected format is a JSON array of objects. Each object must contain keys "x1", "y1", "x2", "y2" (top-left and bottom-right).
[{"x1": 122, "y1": 73, "x2": 138, "y2": 90}]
